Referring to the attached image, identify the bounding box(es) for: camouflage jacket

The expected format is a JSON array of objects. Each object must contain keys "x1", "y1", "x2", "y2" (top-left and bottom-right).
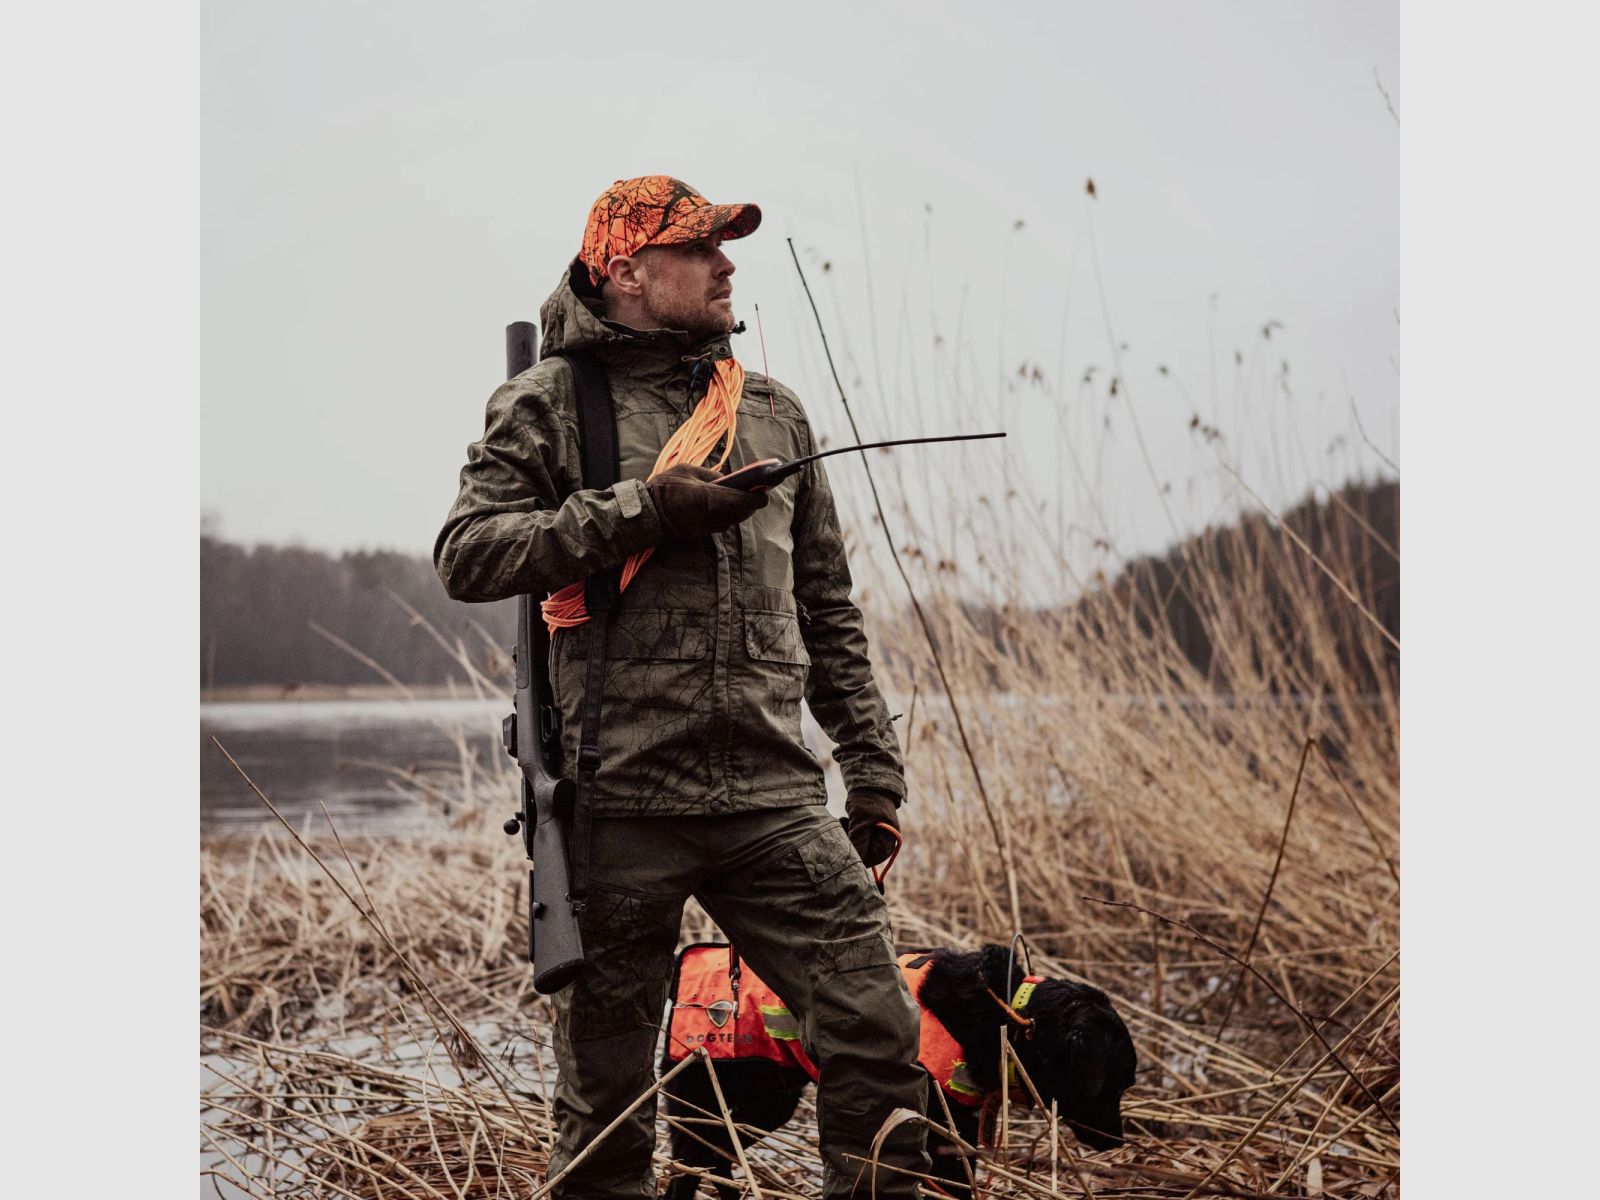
[{"x1": 435, "y1": 261, "x2": 905, "y2": 817}]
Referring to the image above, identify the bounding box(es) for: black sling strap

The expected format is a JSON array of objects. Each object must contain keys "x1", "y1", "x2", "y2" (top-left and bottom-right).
[{"x1": 561, "y1": 351, "x2": 620, "y2": 914}]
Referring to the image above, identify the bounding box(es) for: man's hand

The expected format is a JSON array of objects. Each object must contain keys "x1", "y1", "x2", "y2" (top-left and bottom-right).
[
  {"x1": 646, "y1": 463, "x2": 768, "y2": 539},
  {"x1": 845, "y1": 788, "x2": 901, "y2": 868}
]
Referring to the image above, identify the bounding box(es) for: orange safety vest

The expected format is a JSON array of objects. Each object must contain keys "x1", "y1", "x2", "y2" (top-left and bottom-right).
[
  {"x1": 666, "y1": 942, "x2": 818, "y2": 1075},
  {"x1": 664, "y1": 944, "x2": 1043, "y2": 1109},
  {"x1": 900, "y1": 951, "x2": 986, "y2": 1107}
]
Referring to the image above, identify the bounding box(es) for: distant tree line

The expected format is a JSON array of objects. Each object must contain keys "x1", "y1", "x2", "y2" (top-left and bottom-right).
[{"x1": 200, "y1": 537, "x2": 514, "y2": 688}]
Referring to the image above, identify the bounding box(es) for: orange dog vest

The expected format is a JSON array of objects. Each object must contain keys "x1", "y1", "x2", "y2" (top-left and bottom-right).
[{"x1": 665, "y1": 944, "x2": 1041, "y2": 1108}]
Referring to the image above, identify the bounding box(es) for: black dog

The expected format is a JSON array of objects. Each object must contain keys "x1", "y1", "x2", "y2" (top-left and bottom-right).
[{"x1": 662, "y1": 943, "x2": 1136, "y2": 1198}]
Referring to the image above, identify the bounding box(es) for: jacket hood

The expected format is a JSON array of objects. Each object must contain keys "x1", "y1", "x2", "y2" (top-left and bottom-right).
[{"x1": 538, "y1": 256, "x2": 734, "y2": 369}]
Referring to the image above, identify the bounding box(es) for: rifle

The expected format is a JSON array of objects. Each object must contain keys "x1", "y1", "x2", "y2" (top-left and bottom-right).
[{"x1": 499, "y1": 319, "x2": 585, "y2": 995}]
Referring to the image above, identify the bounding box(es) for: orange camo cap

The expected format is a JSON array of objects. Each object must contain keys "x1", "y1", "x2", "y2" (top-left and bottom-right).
[{"x1": 581, "y1": 176, "x2": 761, "y2": 286}]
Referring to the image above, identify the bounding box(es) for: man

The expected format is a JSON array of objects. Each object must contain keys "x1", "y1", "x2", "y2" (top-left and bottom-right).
[{"x1": 435, "y1": 176, "x2": 929, "y2": 1199}]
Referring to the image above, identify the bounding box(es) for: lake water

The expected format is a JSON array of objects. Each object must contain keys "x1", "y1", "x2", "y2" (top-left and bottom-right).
[
  {"x1": 201, "y1": 697, "x2": 510, "y2": 836},
  {"x1": 201, "y1": 695, "x2": 851, "y2": 837},
  {"x1": 199, "y1": 687, "x2": 1366, "y2": 839}
]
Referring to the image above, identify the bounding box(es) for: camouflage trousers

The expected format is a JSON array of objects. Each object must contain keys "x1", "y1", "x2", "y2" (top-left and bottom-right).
[{"x1": 546, "y1": 804, "x2": 929, "y2": 1198}]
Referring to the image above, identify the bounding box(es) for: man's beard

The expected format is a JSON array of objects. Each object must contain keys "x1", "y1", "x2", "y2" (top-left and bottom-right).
[{"x1": 642, "y1": 289, "x2": 734, "y2": 338}]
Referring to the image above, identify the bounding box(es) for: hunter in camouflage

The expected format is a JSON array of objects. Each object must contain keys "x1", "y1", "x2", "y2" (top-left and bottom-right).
[{"x1": 435, "y1": 176, "x2": 928, "y2": 1198}]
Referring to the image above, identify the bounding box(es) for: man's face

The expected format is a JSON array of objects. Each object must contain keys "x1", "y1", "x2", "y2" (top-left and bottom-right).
[{"x1": 631, "y1": 236, "x2": 736, "y2": 337}]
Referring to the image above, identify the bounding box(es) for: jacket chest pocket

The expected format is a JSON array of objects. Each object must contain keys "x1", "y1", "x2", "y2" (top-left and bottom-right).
[
  {"x1": 552, "y1": 607, "x2": 714, "y2": 779},
  {"x1": 609, "y1": 608, "x2": 711, "y2": 661},
  {"x1": 553, "y1": 604, "x2": 717, "y2": 802},
  {"x1": 553, "y1": 607, "x2": 709, "y2": 684},
  {"x1": 743, "y1": 608, "x2": 810, "y2": 666}
]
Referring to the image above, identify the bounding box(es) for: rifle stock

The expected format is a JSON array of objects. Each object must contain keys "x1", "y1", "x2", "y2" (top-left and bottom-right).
[{"x1": 502, "y1": 320, "x2": 585, "y2": 994}]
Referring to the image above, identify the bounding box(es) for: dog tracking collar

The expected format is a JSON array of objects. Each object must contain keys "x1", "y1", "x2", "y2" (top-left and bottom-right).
[
  {"x1": 986, "y1": 973, "x2": 1047, "y2": 1037},
  {"x1": 1000, "y1": 975, "x2": 1051, "y2": 1088},
  {"x1": 1011, "y1": 976, "x2": 1044, "y2": 1013}
]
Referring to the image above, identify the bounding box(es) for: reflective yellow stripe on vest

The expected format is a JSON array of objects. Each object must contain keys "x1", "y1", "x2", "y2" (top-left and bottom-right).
[
  {"x1": 760, "y1": 1003, "x2": 801, "y2": 1041},
  {"x1": 947, "y1": 1060, "x2": 985, "y2": 1100}
]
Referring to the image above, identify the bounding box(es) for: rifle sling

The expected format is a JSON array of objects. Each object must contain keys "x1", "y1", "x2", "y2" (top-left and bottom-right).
[{"x1": 564, "y1": 350, "x2": 620, "y2": 915}]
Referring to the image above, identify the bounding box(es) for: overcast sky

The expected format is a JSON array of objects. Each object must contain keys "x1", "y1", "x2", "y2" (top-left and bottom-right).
[{"x1": 202, "y1": 0, "x2": 1398, "y2": 570}]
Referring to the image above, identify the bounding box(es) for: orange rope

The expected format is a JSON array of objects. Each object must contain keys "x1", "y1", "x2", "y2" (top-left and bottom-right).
[
  {"x1": 541, "y1": 358, "x2": 745, "y2": 633},
  {"x1": 871, "y1": 821, "x2": 904, "y2": 888},
  {"x1": 984, "y1": 986, "x2": 1035, "y2": 1030}
]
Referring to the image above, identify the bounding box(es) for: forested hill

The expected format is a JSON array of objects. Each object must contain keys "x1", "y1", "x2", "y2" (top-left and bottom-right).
[
  {"x1": 1098, "y1": 477, "x2": 1398, "y2": 692},
  {"x1": 200, "y1": 538, "x2": 515, "y2": 688}
]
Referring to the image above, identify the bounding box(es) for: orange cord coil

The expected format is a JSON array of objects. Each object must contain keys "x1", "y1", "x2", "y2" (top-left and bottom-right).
[
  {"x1": 541, "y1": 358, "x2": 745, "y2": 633},
  {"x1": 871, "y1": 821, "x2": 903, "y2": 888}
]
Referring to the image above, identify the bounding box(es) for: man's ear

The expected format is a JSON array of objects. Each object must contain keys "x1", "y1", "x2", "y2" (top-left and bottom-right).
[{"x1": 604, "y1": 254, "x2": 646, "y2": 297}]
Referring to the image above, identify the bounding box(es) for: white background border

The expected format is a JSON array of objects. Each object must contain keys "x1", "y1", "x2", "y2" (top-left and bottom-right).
[{"x1": 5, "y1": 1, "x2": 1597, "y2": 1193}]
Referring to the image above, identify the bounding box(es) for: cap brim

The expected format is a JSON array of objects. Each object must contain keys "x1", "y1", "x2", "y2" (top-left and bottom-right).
[{"x1": 654, "y1": 201, "x2": 762, "y2": 247}]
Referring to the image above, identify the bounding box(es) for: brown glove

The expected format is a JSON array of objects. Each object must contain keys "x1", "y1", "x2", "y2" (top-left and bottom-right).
[
  {"x1": 845, "y1": 788, "x2": 902, "y2": 868},
  {"x1": 646, "y1": 463, "x2": 768, "y2": 540}
]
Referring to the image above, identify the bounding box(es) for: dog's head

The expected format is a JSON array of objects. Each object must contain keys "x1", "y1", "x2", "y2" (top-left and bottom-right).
[{"x1": 1018, "y1": 980, "x2": 1136, "y2": 1150}]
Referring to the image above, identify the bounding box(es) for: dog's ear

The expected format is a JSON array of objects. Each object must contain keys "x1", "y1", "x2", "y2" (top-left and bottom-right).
[
  {"x1": 1065, "y1": 1028, "x2": 1109, "y2": 1099},
  {"x1": 978, "y1": 944, "x2": 1019, "y2": 993}
]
